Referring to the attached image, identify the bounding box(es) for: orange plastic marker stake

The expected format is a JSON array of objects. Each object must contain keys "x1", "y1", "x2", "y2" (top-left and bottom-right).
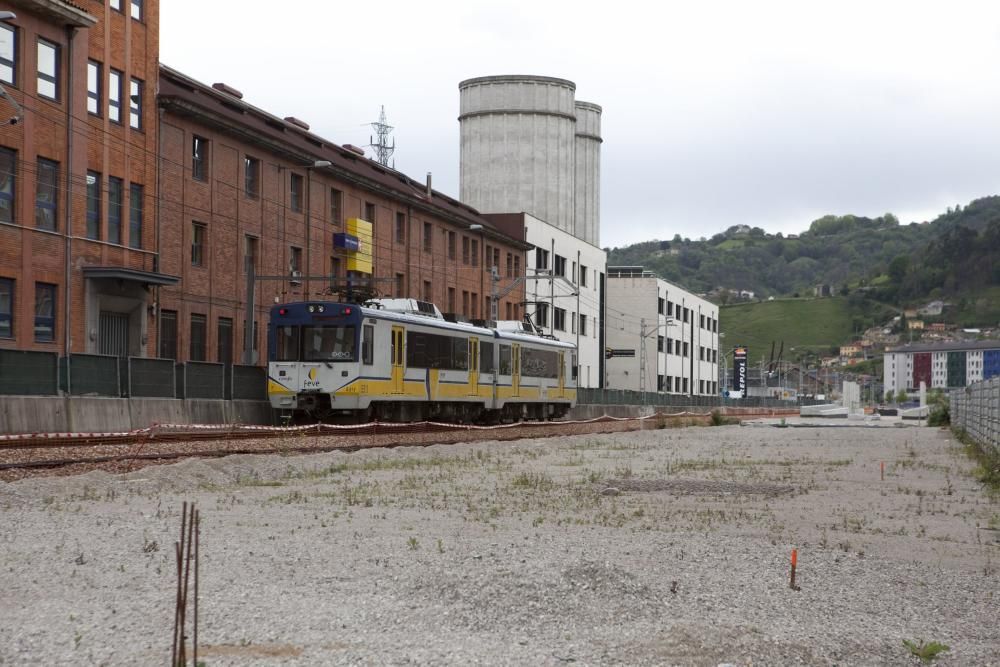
[
  {"x1": 789, "y1": 549, "x2": 799, "y2": 590},
  {"x1": 881, "y1": 461, "x2": 885, "y2": 481}
]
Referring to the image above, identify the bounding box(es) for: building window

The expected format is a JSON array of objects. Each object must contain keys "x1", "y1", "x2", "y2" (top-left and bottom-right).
[
  {"x1": 658, "y1": 335, "x2": 664, "y2": 352},
  {"x1": 471, "y1": 239, "x2": 479, "y2": 267},
  {"x1": 447, "y1": 287, "x2": 455, "y2": 313},
  {"x1": 217, "y1": 317, "x2": 233, "y2": 364},
  {"x1": 571, "y1": 310, "x2": 576, "y2": 333},
  {"x1": 110, "y1": 0, "x2": 122, "y2": 11},
  {"x1": 86, "y1": 60, "x2": 101, "y2": 115},
  {"x1": 244, "y1": 235, "x2": 258, "y2": 273},
  {"x1": 395, "y1": 272, "x2": 405, "y2": 297},
  {"x1": 422, "y1": 280, "x2": 432, "y2": 303},
  {"x1": 395, "y1": 212, "x2": 405, "y2": 244},
  {"x1": 192, "y1": 136, "x2": 208, "y2": 181},
  {"x1": 514, "y1": 255, "x2": 520, "y2": 278},
  {"x1": 683, "y1": 378, "x2": 689, "y2": 393},
  {"x1": 506, "y1": 253, "x2": 513, "y2": 278},
  {"x1": 364, "y1": 201, "x2": 376, "y2": 223},
  {"x1": 289, "y1": 246, "x2": 302, "y2": 274},
  {"x1": 0, "y1": 277, "x2": 12, "y2": 338},
  {"x1": 580, "y1": 265, "x2": 588, "y2": 287},
  {"x1": 448, "y1": 231, "x2": 456, "y2": 260},
  {"x1": 159, "y1": 310, "x2": 177, "y2": 359},
  {"x1": 37, "y1": 39, "x2": 58, "y2": 101},
  {"x1": 189, "y1": 313, "x2": 207, "y2": 361},
  {"x1": 330, "y1": 188, "x2": 342, "y2": 225},
  {"x1": 243, "y1": 156, "x2": 259, "y2": 198},
  {"x1": 666, "y1": 376, "x2": 674, "y2": 393},
  {"x1": 536, "y1": 303, "x2": 549, "y2": 328},
  {"x1": 667, "y1": 301, "x2": 673, "y2": 318},
  {"x1": 34, "y1": 282, "x2": 55, "y2": 342},
  {"x1": 108, "y1": 177, "x2": 123, "y2": 244},
  {"x1": 554, "y1": 255, "x2": 566, "y2": 277},
  {"x1": 658, "y1": 297, "x2": 664, "y2": 315},
  {"x1": 471, "y1": 292, "x2": 478, "y2": 319},
  {"x1": 35, "y1": 158, "x2": 58, "y2": 231},
  {"x1": 289, "y1": 173, "x2": 303, "y2": 212},
  {"x1": 108, "y1": 69, "x2": 122, "y2": 123},
  {"x1": 683, "y1": 341, "x2": 689, "y2": 357},
  {"x1": 130, "y1": 0, "x2": 143, "y2": 20},
  {"x1": 462, "y1": 290, "x2": 469, "y2": 316},
  {"x1": 462, "y1": 236, "x2": 470, "y2": 264},
  {"x1": 0, "y1": 147, "x2": 13, "y2": 223},
  {"x1": 536, "y1": 248, "x2": 549, "y2": 270},
  {"x1": 0, "y1": 24, "x2": 15, "y2": 86},
  {"x1": 128, "y1": 183, "x2": 142, "y2": 248},
  {"x1": 683, "y1": 307, "x2": 690, "y2": 323},
  {"x1": 86, "y1": 171, "x2": 101, "y2": 239},
  {"x1": 667, "y1": 338, "x2": 674, "y2": 355},
  {"x1": 191, "y1": 222, "x2": 206, "y2": 266},
  {"x1": 580, "y1": 314, "x2": 587, "y2": 336},
  {"x1": 129, "y1": 77, "x2": 142, "y2": 129},
  {"x1": 423, "y1": 222, "x2": 432, "y2": 252},
  {"x1": 658, "y1": 375, "x2": 664, "y2": 392},
  {"x1": 329, "y1": 256, "x2": 340, "y2": 287},
  {"x1": 492, "y1": 247, "x2": 500, "y2": 269}
]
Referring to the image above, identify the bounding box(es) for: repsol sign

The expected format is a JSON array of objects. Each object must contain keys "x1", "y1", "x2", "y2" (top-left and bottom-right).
[{"x1": 733, "y1": 346, "x2": 748, "y2": 395}]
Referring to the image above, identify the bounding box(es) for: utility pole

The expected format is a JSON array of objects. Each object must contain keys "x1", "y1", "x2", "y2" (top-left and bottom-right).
[{"x1": 639, "y1": 318, "x2": 647, "y2": 399}]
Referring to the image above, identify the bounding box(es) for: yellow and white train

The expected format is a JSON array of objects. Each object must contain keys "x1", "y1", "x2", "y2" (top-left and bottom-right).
[{"x1": 267, "y1": 300, "x2": 577, "y2": 422}]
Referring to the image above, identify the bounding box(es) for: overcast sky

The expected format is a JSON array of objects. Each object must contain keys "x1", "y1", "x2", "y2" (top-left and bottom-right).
[{"x1": 162, "y1": 1, "x2": 1000, "y2": 248}]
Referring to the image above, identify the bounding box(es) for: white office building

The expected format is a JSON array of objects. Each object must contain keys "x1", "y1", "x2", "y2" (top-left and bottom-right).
[
  {"x1": 605, "y1": 267, "x2": 720, "y2": 396},
  {"x1": 486, "y1": 213, "x2": 606, "y2": 388}
]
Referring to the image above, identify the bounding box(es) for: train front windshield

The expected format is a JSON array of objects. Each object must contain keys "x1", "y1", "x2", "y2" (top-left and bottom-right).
[{"x1": 274, "y1": 324, "x2": 357, "y2": 362}]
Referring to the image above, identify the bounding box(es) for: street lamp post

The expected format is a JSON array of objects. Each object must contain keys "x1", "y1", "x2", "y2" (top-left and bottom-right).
[{"x1": 304, "y1": 160, "x2": 332, "y2": 296}]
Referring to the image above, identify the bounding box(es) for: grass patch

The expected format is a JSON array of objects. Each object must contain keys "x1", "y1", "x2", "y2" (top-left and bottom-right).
[
  {"x1": 955, "y1": 429, "x2": 1000, "y2": 492},
  {"x1": 902, "y1": 638, "x2": 949, "y2": 663}
]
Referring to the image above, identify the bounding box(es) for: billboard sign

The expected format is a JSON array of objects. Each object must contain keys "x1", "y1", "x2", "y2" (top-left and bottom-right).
[{"x1": 732, "y1": 346, "x2": 748, "y2": 398}]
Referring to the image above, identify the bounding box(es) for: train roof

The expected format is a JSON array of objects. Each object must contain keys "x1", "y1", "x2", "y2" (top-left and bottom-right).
[{"x1": 272, "y1": 301, "x2": 575, "y2": 350}]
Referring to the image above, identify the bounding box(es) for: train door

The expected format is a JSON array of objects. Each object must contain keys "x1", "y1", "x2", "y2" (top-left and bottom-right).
[
  {"x1": 557, "y1": 350, "x2": 566, "y2": 398},
  {"x1": 469, "y1": 337, "x2": 479, "y2": 395},
  {"x1": 391, "y1": 326, "x2": 405, "y2": 394},
  {"x1": 512, "y1": 344, "x2": 521, "y2": 397}
]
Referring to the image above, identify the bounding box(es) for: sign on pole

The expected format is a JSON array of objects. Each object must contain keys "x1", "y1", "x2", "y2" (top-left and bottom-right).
[{"x1": 732, "y1": 345, "x2": 748, "y2": 399}]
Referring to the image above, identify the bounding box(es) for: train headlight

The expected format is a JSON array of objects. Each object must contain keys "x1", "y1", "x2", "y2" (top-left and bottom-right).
[
  {"x1": 318, "y1": 305, "x2": 325, "y2": 313},
  {"x1": 308, "y1": 305, "x2": 315, "y2": 313}
]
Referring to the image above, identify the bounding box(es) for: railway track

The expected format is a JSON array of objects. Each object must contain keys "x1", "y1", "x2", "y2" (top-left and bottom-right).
[{"x1": 0, "y1": 409, "x2": 798, "y2": 480}]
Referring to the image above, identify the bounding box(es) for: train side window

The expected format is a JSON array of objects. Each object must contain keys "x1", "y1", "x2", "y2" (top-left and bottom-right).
[
  {"x1": 499, "y1": 345, "x2": 512, "y2": 375},
  {"x1": 362, "y1": 325, "x2": 374, "y2": 365},
  {"x1": 481, "y1": 341, "x2": 495, "y2": 374},
  {"x1": 275, "y1": 325, "x2": 299, "y2": 361}
]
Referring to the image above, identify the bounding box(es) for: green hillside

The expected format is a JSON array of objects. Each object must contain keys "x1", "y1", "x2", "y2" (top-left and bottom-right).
[{"x1": 719, "y1": 296, "x2": 895, "y2": 365}]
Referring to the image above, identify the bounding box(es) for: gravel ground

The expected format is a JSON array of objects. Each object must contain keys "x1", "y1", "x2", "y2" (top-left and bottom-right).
[{"x1": 1, "y1": 419, "x2": 998, "y2": 666}]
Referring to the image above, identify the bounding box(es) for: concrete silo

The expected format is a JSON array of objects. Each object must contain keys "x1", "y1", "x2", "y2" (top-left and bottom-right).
[
  {"x1": 574, "y1": 101, "x2": 602, "y2": 246},
  {"x1": 459, "y1": 75, "x2": 578, "y2": 235}
]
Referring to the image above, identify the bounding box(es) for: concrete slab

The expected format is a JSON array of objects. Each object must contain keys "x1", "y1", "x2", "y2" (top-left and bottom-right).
[
  {"x1": 68, "y1": 397, "x2": 131, "y2": 433},
  {"x1": 129, "y1": 398, "x2": 187, "y2": 429},
  {"x1": 0, "y1": 396, "x2": 68, "y2": 434}
]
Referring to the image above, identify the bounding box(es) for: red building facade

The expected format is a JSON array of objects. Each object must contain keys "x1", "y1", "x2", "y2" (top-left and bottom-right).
[
  {"x1": 0, "y1": 0, "x2": 162, "y2": 358},
  {"x1": 0, "y1": 1, "x2": 528, "y2": 366},
  {"x1": 154, "y1": 67, "x2": 528, "y2": 364}
]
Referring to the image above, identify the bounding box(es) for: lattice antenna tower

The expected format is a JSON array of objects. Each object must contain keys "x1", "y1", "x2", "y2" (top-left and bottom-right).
[{"x1": 368, "y1": 105, "x2": 395, "y2": 168}]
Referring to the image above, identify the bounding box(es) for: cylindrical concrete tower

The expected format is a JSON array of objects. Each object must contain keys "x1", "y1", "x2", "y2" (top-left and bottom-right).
[
  {"x1": 574, "y1": 101, "x2": 602, "y2": 246},
  {"x1": 459, "y1": 75, "x2": 577, "y2": 234}
]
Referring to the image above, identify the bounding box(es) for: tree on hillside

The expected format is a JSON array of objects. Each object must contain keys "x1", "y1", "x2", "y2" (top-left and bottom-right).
[{"x1": 888, "y1": 255, "x2": 910, "y2": 284}]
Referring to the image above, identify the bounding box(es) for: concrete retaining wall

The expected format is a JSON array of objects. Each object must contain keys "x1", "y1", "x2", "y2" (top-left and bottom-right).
[{"x1": 0, "y1": 396, "x2": 275, "y2": 434}]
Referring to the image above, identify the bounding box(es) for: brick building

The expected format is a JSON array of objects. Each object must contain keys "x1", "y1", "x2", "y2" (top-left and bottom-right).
[
  {"x1": 0, "y1": 0, "x2": 163, "y2": 359},
  {"x1": 154, "y1": 66, "x2": 529, "y2": 364},
  {"x1": 0, "y1": 1, "x2": 528, "y2": 366}
]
